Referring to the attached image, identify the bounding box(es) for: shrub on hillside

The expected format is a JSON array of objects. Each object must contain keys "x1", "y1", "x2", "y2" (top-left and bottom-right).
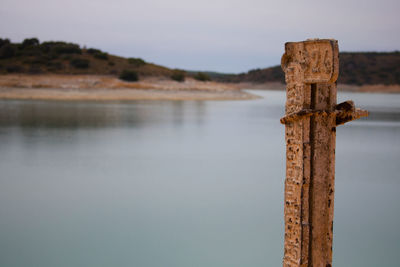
[
  {"x1": 54, "y1": 43, "x2": 82, "y2": 55},
  {"x1": 0, "y1": 44, "x2": 16, "y2": 59},
  {"x1": 194, "y1": 72, "x2": 211, "y2": 81},
  {"x1": 86, "y1": 48, "x2": 108, "y2": 60},
  {"x1": 87, "y1": 48, "x2": 102, "y2": 54},
  {"x1": 119, "y1": 70, "x2": 138, "y2": 81},
  {"x1": 70, "y1": 58, "x2": 89, "y2": 69},
  {"x1": 171, "y1": 69, "x2": 185, "y2": 82},
  {"x1": 41, "y1": 42, "x2": 82, "y2": 55},
  {"x1": 30, "y1": 56, "x2": 49, "y2": 65},
  {"x1": 94, "y1": 52, "x2": 108, "y2": 60},
  {"x1": 5, "y1": 65, "x2": 23, "y2": 73},
  {"x1": 28, "y1": 65, "x2": 42, "y2": 74},
  {"x1": 46, "y1": 61, "x2": 64, "y2": 71},
  {"x1": 22, "y1": 38, "x2": 40, "y2": 48},
  {"x1": 63, "y1": 55, "x2": 73, "y2": 61},
  {"x1": 0, "y1": 38, "x2": 10, "y2": 48},
  {"x1": 18, "y1": 48, "x2": 43, "y2": 57},
  {"x1": 128, "y1": 57, "x2": 146, "y2": 67}
]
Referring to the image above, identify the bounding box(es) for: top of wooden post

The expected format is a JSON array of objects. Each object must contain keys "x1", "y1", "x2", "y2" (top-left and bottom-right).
[{"x1": 281, "y1": 39, "x2": 339, "y2": 83}]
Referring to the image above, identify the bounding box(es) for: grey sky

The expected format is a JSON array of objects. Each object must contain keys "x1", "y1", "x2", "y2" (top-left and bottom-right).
[{"x1": 1, "y1": 0, "x2": 399, "y2": 73}]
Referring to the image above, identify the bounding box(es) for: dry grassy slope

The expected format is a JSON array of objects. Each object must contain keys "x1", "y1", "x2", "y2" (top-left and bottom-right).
[
  {"x1": 0, "y1": 39, "x2": 174, "y2": 77},
  {"x1": 0, "y1": 53, "x2": 173, "y2": 77},
  {"x1": 76, "y1": 54, "x2": 174, "y2": 76}
]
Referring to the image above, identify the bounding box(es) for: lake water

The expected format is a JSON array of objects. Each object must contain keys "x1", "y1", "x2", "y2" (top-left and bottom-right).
[{"x1": 0, "y1": 90, "x2": 399, "y2": 267}]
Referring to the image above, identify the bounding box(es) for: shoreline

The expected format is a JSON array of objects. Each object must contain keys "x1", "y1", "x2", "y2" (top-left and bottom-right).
[
  {"x1": 0, "y1": 74, "x2": 260, "y2": 101},
  {"x1": 0, "y1": 87, "x2": 260, "y2": 101},
  {"x1": 0, "y1": 74, "x2": 399, "y2": 102}
]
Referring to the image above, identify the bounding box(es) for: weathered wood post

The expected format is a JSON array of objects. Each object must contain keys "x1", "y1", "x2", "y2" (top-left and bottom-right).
[{"x1": 280, "y1": 39, "x2": 368, "y2": 267}]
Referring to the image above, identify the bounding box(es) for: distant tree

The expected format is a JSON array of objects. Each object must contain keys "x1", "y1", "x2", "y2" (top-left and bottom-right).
[
  {"x1": 70, "y1": 58, "x2": 89, "y2": 69},
  {"x1": 22, "y1": 38, "x2": 40, "y2": 47},
  {"x1": 171, "y1": 69, "x2": 185, "y2": 82},
  {"x1": 0, "y1": 44, "x2": 16, "y2": 59},
  {"x1": 119, "y1": 70, "x2": 138, "y2": 81},
  {"x1": 128, "y1": 57, "x2": 146, "y2": 67},
  {"x1": 194, "y1": 72, "x2": 211, "y2": 81},
  {"x1": 87, "y1": 48, "x2": 102, "y2": 54},
  {"x1": 0, "y1": 38, "x2": 10, "y2": 48},
  {"x1": 54, "y1": 43, "x2": 81, "y2": 55},
  {"x1": 41, "y1": 42, "x2": 82, "y2": 55}
]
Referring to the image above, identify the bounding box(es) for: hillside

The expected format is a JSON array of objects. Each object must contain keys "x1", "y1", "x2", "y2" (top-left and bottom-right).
[
  {"x1": 217, "y1": 52, "x2": 400, "y2": 85},
  {"x1": 1, "y1": 38, "x2": 399, "y2": 87},
  {"x1": 0, "y1": 38, "x2": 174, "y2": 78}
]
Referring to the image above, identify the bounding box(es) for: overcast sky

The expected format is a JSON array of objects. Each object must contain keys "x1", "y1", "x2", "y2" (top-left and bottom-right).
[{"x1": 0, "y1": 0, "x2": 399, "y2": 73}]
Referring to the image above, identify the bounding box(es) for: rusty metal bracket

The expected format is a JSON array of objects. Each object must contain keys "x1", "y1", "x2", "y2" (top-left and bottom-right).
[
  {"x1": 280, "y1": 100, "x2": 368, "y2": 125},
  {"x1": 335, "y1": 100, "x2": 369, "y2": 126}
]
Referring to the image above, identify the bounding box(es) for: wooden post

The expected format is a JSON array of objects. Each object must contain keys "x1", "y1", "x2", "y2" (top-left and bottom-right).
[{"x1": 280, "y1": 39, "x2": 367, "y2": 267}]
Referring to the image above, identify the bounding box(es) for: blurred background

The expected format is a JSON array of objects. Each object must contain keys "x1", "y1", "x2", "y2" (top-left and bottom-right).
[{"x1": 0, "y1": 1, "x2": 399, "y2": 266}]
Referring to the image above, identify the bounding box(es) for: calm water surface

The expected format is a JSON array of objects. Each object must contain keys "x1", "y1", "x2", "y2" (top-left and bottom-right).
[{"x1": 0, "y1": 90, "x2": 399, "y2": 266}]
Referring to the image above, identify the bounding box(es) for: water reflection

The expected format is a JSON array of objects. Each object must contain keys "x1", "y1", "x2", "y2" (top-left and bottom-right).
[{"x1": 0, "y1": 100, "x2": 212, "y2": 129}]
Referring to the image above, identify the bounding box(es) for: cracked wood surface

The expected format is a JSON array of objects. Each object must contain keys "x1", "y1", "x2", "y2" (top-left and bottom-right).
[
  {"x1": 281, "y1": 40, "x2": 337, "y2": 267},
  {"x1": 281, "y1": 39, "x2": 368, "y2": 267}
]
